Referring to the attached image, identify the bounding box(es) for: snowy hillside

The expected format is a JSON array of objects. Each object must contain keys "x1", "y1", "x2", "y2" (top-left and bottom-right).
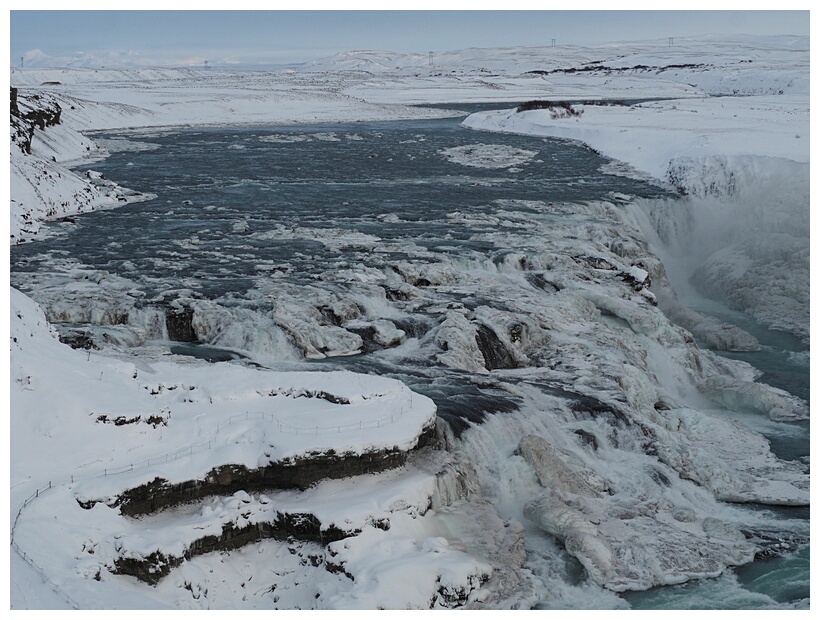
[{"x1": 11, "y1": 288, "x2": 508, "y2": 609}]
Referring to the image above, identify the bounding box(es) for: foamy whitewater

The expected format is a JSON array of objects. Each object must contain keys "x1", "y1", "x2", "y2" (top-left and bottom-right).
[{"x1": 8, "y1": 35, "x2": 809, "y2": 610}]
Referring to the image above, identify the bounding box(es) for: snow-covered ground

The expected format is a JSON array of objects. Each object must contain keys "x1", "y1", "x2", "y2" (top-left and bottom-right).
[
  {"x1": 8, "y1": 34, "x2": 810, "y2": 609},
  {"x1": 458, "y1": 33, "x2": 809, "y2": 344}
]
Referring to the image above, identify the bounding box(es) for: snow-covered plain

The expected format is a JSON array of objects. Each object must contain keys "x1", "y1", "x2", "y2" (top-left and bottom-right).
[{"x1": 8, "y1": 35, "x2": 810, "y2": 609}]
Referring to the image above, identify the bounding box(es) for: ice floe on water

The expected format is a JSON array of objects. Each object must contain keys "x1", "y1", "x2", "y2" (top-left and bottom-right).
[
  {"x1": 258, "y1": 133, "x2": 312, "y2": 143},
  {"x1": 258, "y1": 131, "x2": 359, "y2": 144},
  {"x1": 439, "y1": 143, "x2": 539, "y2": 169}
]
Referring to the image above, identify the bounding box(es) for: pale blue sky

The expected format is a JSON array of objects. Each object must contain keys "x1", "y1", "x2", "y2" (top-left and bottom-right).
[{"x1": 9, "y1": 9, "x2": 811, "y2": 68}]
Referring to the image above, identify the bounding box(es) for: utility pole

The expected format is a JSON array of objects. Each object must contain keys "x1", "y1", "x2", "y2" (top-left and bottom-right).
[
  {"x1": 551, "y1": 38, "x2": 556, "y2": 47},
  {"x1": 428, "y1": 51, "x2": 433, "y2": 67},
  {"x1": 669, "y1": 37, "x2": 674, "y2": 47}
]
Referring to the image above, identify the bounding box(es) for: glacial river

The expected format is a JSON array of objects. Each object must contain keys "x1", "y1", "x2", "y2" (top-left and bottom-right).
[{"x1": 10, "y1": 111, "x2": 809, "y2": 609}]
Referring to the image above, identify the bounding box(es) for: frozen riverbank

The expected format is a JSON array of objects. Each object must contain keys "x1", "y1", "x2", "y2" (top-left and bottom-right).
[{"x1": 462, "y1": 93, "x2": 809, "y2": 343}]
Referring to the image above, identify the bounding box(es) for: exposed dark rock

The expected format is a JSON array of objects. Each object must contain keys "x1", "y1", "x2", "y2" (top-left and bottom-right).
[
  {"x1": 58, "y1": 330, "x2": 99, "y2": 350},
  {"x1": 525, "y1": 272, "x2": 561, "y2": 292},
  {"x1": 325, "y1": 560, "x2": 355, "y2": 580},
  {"x1": 524, "y1": 63, "x2": 706, "y2": 77},
  {"x1": 113, "y1": 550, "x2": 182, "y2": 586},
  {"x1": 646, "y1": 466, "x2": 672, "y2": 487},
  {"x1": 382, "y1": 284, "x2": 417, "y2": 301},
  {"x1": 10, "y1": 87, "x2": 19, "y2": 116},
  {"x1": 474, "y1": 324, "x2": 520, "y2": 370},
  {"x1": 112, "y1": 512, "x2": 352, "y2": 585},
  {"x1": 101, "y1": 422, "x2": 437, "y2": 517},
  {"x1": 96, "y1": 414, "x2": 141, "y2": 426},
  {"x1": 391, "y1": 317, "x2": 431, "y2": 339},
  {"x1": 347, "y1": 325, "x2": 384, "y2": 353},
  {"x1": 257, "y1": 388, "x2": 351, "y2": 405},
  {"x1": 621, "y1": 270, "x2": 650, "y2": 292},
  {"x1": 95, "y1": 414, "x2": 167, "y2": 428},
  {"x1": 10, "y1": 114, "x2": 35, "y2": 155},
  {"x1": 516, "y1": 100, "x2": 583, "y2": 118},
  {"x1": 568, "y1": 393, "x2": 630, "y2": 427},
  {"x1": 583, "y1": 256, "x2": 618, "y2": 271},
  {"x1": 573, "y1": 429, "x2": 599, "y2": 450},
  {"x1": 741, "y1": 528, "x2": 809, "y2": 561},
  {"x1": 318, "y1": 305, "x2": 343, "y2": 326},
  {"x1": 11, "y1": 91, "x2": 63, "y2": 154},
  {"x1": 320, "y1": 301, "x2": 364, "y2": 325},
  {"x1": 165, "y1": 307, "x2": 197, "y2": 342}
]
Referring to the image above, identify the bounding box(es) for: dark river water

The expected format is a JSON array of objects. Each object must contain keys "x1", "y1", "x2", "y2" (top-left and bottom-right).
[
  {"x1": 9, "y1": 115, "x2": 809, "y2": 609},
  {"x1": 12, "y1": 118, "x2": 665, "y2": 298}
]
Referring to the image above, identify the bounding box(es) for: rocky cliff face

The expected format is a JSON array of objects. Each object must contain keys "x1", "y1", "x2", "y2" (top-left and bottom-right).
[
  {"x1": 101, "y1": 422, "x2": 438, "y2": 518},
  {"x1": 9, "y1": 88, "x2": 147, "y2": 243},
  {"x1": 10, "y1": 87, "x2": 62, "y2": 154}
]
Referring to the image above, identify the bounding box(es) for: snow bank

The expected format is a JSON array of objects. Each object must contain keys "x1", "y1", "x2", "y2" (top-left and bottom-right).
[
  {"x1": 11, "y1": 287, "x2": 519, "y2": 609},
  {"x1": 463, "y1": 94, "x2": 809, "y2": 342},
  {"x1": 10, "y1": 91, "x2": 150, "y2": 243},
  {"x1": 463, "y1": 95, "x2": 808, "y2": 181},
  {"x1": 10, "y1": 287, "x2": 436, "y2": 487}
]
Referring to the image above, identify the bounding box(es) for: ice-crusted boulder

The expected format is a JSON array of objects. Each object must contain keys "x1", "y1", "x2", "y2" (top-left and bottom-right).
[
  {"x1": 659, "y1": 299, "x2": 760, "y2": 352},
  {"x1": 516, "y1": 434, "x2": 606, "y2": 497},
  {"x1": 325, "y1": 529, "x2": 492, "y2": 609},
  {"x1": 699, "y1": 376, "x2": 809, "y2": 422},
  {"x1": 435, "y1": 311, "x2": 488, "y2": 374},
  {"x1": 525, "y1": 489, "x2": 757, "y2": 593},
  {"x1": 515, "y1": 431, "x2": 764, "y2": 592}
]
